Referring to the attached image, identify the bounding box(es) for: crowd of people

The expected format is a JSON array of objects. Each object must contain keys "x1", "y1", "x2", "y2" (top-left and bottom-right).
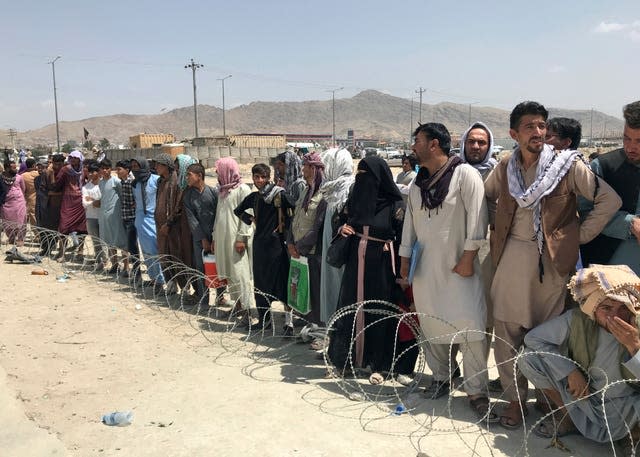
[{"x1": 2, "y1": 99, "x2": 640, "y2": 453}]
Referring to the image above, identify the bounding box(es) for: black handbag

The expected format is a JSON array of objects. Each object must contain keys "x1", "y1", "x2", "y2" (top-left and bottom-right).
[{"x1": 326, "y1": 233, "x2": 350, "y2": 268}]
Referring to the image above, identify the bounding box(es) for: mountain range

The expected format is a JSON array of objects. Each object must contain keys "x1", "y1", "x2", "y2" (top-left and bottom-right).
[{"x1": 4, "y1": 90, "x2": 625, "y2": 148}]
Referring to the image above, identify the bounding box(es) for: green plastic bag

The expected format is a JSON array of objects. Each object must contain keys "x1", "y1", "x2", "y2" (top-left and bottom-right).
[{"x1": 288, "y1": 256, "x2": 310, "y2": 315}]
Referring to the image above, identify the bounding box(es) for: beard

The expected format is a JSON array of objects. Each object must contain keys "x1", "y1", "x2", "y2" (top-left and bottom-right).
[{"x1": 525, "y1": 138, "x2": 544, "y2": 155}]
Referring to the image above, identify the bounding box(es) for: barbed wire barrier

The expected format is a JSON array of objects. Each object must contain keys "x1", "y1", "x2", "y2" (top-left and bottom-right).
[{"x1": 1, "y1": 218, "x2": 638, "y2": 456}]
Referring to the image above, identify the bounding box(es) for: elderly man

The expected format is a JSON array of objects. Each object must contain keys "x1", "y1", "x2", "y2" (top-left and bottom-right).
[
  {"x1": 485, "y1": 101, "x2": 621, "y2": 429},
  {"x1": 519, "y1": 265, "x2": 640, "y2": 455},
  {"x1": 580, "y1": 101, "x2": 640, "y2": 274}
]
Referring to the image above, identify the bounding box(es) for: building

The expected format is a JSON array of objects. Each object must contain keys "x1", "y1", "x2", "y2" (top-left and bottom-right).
[{"x1": 129, "y1": 133, "x2": 175, "y2": 149}]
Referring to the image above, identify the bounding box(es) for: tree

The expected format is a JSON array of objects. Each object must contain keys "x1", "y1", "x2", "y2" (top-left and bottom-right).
[
  {"x1": 83, "y1": 140, "x2": 94, "y2": 149},
  {"x1": 61, "y1": 143, "x2": 73, "y2": 154},
  {"x1": 99, "y1": 138, "x2": 110, "y2": 149}
]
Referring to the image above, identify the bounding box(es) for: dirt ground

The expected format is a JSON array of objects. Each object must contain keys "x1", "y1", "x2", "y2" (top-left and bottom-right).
[{"x1": 0, "y1": 157, "x2": 620, "y2": 457}]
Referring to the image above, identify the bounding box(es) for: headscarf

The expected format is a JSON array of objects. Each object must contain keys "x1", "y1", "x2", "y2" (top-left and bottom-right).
[
  {"x1": 131, "y1": 156, "x2": 151, "y2": 213},
  {"x1": 276, "y1": 151, "x2": 304, "y2": 199},
  {"x1": 68, "y1": 150, "x2": 85, "y2": 187},
  {"x1": 569, "y1": 264, "x2": 640, "y2": 320},
  {"x1": 301, "y1": 152, "x2": 325, "y2": 211},
  {"x1": 415, "y1": 155, "x2": 463, "y2": 212},
  {"x1": 175, "y1": 154, "x2": 197, "y2": 190},
  {"x1": 154, "y1": 153, "x2": 175, "y2": 171},
  {"x1": 458, "y1": 121, "x2": 498, "y2": 179},
  {"x1": 320, "y1": 148, "x2": 354, "y2": 208},
  {"x1": 215, "y1": 157, "x2": 241, "y2": 199},
  {"x1": 348, "y1": 155, "x2": 401, "y2": 227}
]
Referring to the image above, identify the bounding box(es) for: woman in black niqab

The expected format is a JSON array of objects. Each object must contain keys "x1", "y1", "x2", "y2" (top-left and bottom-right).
[{"x1": 328, "y1": 155, "x2": 403, "y2": 379}]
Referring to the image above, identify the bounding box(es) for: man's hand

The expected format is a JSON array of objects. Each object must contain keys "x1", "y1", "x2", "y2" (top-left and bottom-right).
[
  {"x1": 159, "y1": 225, "x2": 169, "y2": 237},
  {"x1": 288, "y1": 243, "x2": 300, "y2": 259},
  {"x1": 234, "y1": 241, "x2": 246, "y2": 254},
  {"x1": 400, "y1": 256, "x2": 410, "y2": 281},
  {"x1": 609, "y1": 315, "x2": 640, "y2": 356},
  {"x1": 631, "y1": 217, "x2": 640, "y2": 243},
  {"x1": 202, "y1": 239, "x2": 211, "y2": 254},
  {"x1": 567, "y1": 369, "x2": 589, "y2": 399},
  {"x1": 452, "y1": 250, "x2": 477, "y2": 277}
]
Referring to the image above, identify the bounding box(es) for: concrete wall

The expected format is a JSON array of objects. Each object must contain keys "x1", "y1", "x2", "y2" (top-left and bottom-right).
[{"x1": 105, "y1": 146, "x2": 283, "y2": 167}]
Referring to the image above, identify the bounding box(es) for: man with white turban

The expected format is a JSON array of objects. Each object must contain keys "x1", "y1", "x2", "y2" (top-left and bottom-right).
[{"x1": 519, "y1": 264, "x2": 640, "y2": 454}]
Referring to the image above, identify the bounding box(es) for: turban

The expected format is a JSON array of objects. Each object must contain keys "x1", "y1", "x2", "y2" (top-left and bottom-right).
[
  {"x1": 154, "y1": 153, "x2": 174, "y2": 169},
  {"x1": 569, "y1": 264, "x2": 640, "y2": 319}
]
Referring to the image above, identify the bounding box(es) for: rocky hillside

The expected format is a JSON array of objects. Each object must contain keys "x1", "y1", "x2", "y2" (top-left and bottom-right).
[{"x1": 12, "y1": 90, "x2": 624, "y2": 147}]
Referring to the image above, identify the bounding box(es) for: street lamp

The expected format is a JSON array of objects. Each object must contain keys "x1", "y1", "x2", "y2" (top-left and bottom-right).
[
  {"x1": 48, "y1": 56, "x2": 61, "y2": 153},
  {"x1": 327, "y1": 87, "x2": 344, "y2": 146},
  {"x1": 217, "y1": 75, "x2": 232, "y2": 137},
  {"x1": 468, "y1": 102, "x2": 479, "y2": 126},
  {"x1": 184, "y1": 58, "x2": 203, "y2": 138}
]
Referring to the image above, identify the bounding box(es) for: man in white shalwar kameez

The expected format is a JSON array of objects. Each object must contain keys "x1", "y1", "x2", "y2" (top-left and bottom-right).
[
  {"x1": 400, "y1": 122, "x2": 495, "y2": 422},
  {"x1": 212, "y1": 158, "x2": 255, "y2": 319}
]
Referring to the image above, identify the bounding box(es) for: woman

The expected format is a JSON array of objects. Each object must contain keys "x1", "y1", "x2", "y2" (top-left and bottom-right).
[
  {"x1": 319, "y1": 148, "x2": 354, "y2": 324},
  {"x1": 213, "y1": 157, "x2": 255, "y2": 318},
  {"x1": 327, "y1": 156, "x2": 403, "y2": 380},
  {"x1": 0, "y1": 159, "x2": 27, "y2": 246}
]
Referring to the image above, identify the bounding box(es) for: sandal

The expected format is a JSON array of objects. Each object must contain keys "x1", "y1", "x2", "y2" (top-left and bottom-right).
[
  {"x1": 499, "y1": 402, "x2": 528, "y2": 430},
  {"x1": 469, "y1": 396, "x2": 499, "y2": 423},
  {"x1": 369, "y1": 372, "x2": 385, "y2": 385}
]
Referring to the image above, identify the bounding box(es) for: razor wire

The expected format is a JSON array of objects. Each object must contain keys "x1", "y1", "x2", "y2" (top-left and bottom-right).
[{"x1": 1, "y1": 218, "x2": 638, "y2": 457}]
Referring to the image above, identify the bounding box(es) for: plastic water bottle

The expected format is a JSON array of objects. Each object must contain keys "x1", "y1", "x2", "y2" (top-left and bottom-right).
[{"x1": 101, "y1": 411, "x2": 133, "y2": 426}]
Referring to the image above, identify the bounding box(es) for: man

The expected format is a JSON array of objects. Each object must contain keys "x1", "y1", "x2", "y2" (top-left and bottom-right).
[
  {"x1": 519, "y1": 264, "x2": 640, "y2": 455},
  {"x1": 115, "y1": 159, "x2": 138, "y2": 277},
  {"x1": 131, "y1": 157, "x2": 165, "y2": 290},
  {"x1": 82, "y1": 161, "x2": 107, "y2": 270},
  {"x1": 98, "y1": 159, "x2": 128, "y2": 274},
  {"x1": 458, "y1": 122, "x2": 498, "y2": 179},
  {"x1": 52, "y1": 150, "x2": 87, "y2": 258},
  {"x1": 399, "y1": 123, "x2": 494, "y2": 421},
  {"x1": 545, "y1": 117, "x2": 582, "y2": 151},
  {"x1": 274, "y1": 151, "x2": 306, "y2": 207},
  {"x1": 212, "y1": 157, "x2": 255, "y2": 321},
  {"x1": 580, "y1": 101, "x2": 640, "y2": 274},
  {"x1": 287, "y1": 152, "x2": 327, "y2": 328},
  {"x1": 234, "y1": 163, "x2": 292, "y2": 330},
  {"x1": 20, "y1": 157, "x2": 39, "y2": 226},
  {"x1": 154, "y1": 153, "x2": 189, "y2": 294},
  {"x1": 183, "y1": 162, "x2": 218, "y2": 305},
  {"x1": 485, "y1": 101, "x2": 621, "y2": 429},
  {"x1": 458, "y1": 121, "x2": 499, "y2": 388},
  {"x1": 41, "y1": 154, "x2": 65, "y2": 256}
]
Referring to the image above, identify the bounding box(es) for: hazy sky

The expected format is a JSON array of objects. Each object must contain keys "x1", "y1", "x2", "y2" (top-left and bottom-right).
[{"x1": 1, "y1": 0, "x2": 639, "y2": 131}]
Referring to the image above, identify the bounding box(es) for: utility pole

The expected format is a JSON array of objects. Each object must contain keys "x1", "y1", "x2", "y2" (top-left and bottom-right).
[
  {"x1": 48, "y1": 56, "x2": 61, "y2": 152},
  {"x1": 327, "y1": 87, "x2": 344, "y2": 146},
  {"x1": 7, "y1": 129, "x2": 17, "y2": 149},
  {"x1": 415, "y1": 87, "x2": 426, "y2": 123},
  {"x1": 410, "y1": 97, "x2": 414, "y2": 143},
  {"x1": 217, "y1": 75, "x2": 232, "y2": 137},
  {"x1": 590, "y1": 108, "x2": 594, "y2": 146},
  {"x1": 468, "y1": 102, "x2": 479, "y2": 126},
  {"x1": 184, "y1": 58, "x2": 203, "y2": 138}
]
